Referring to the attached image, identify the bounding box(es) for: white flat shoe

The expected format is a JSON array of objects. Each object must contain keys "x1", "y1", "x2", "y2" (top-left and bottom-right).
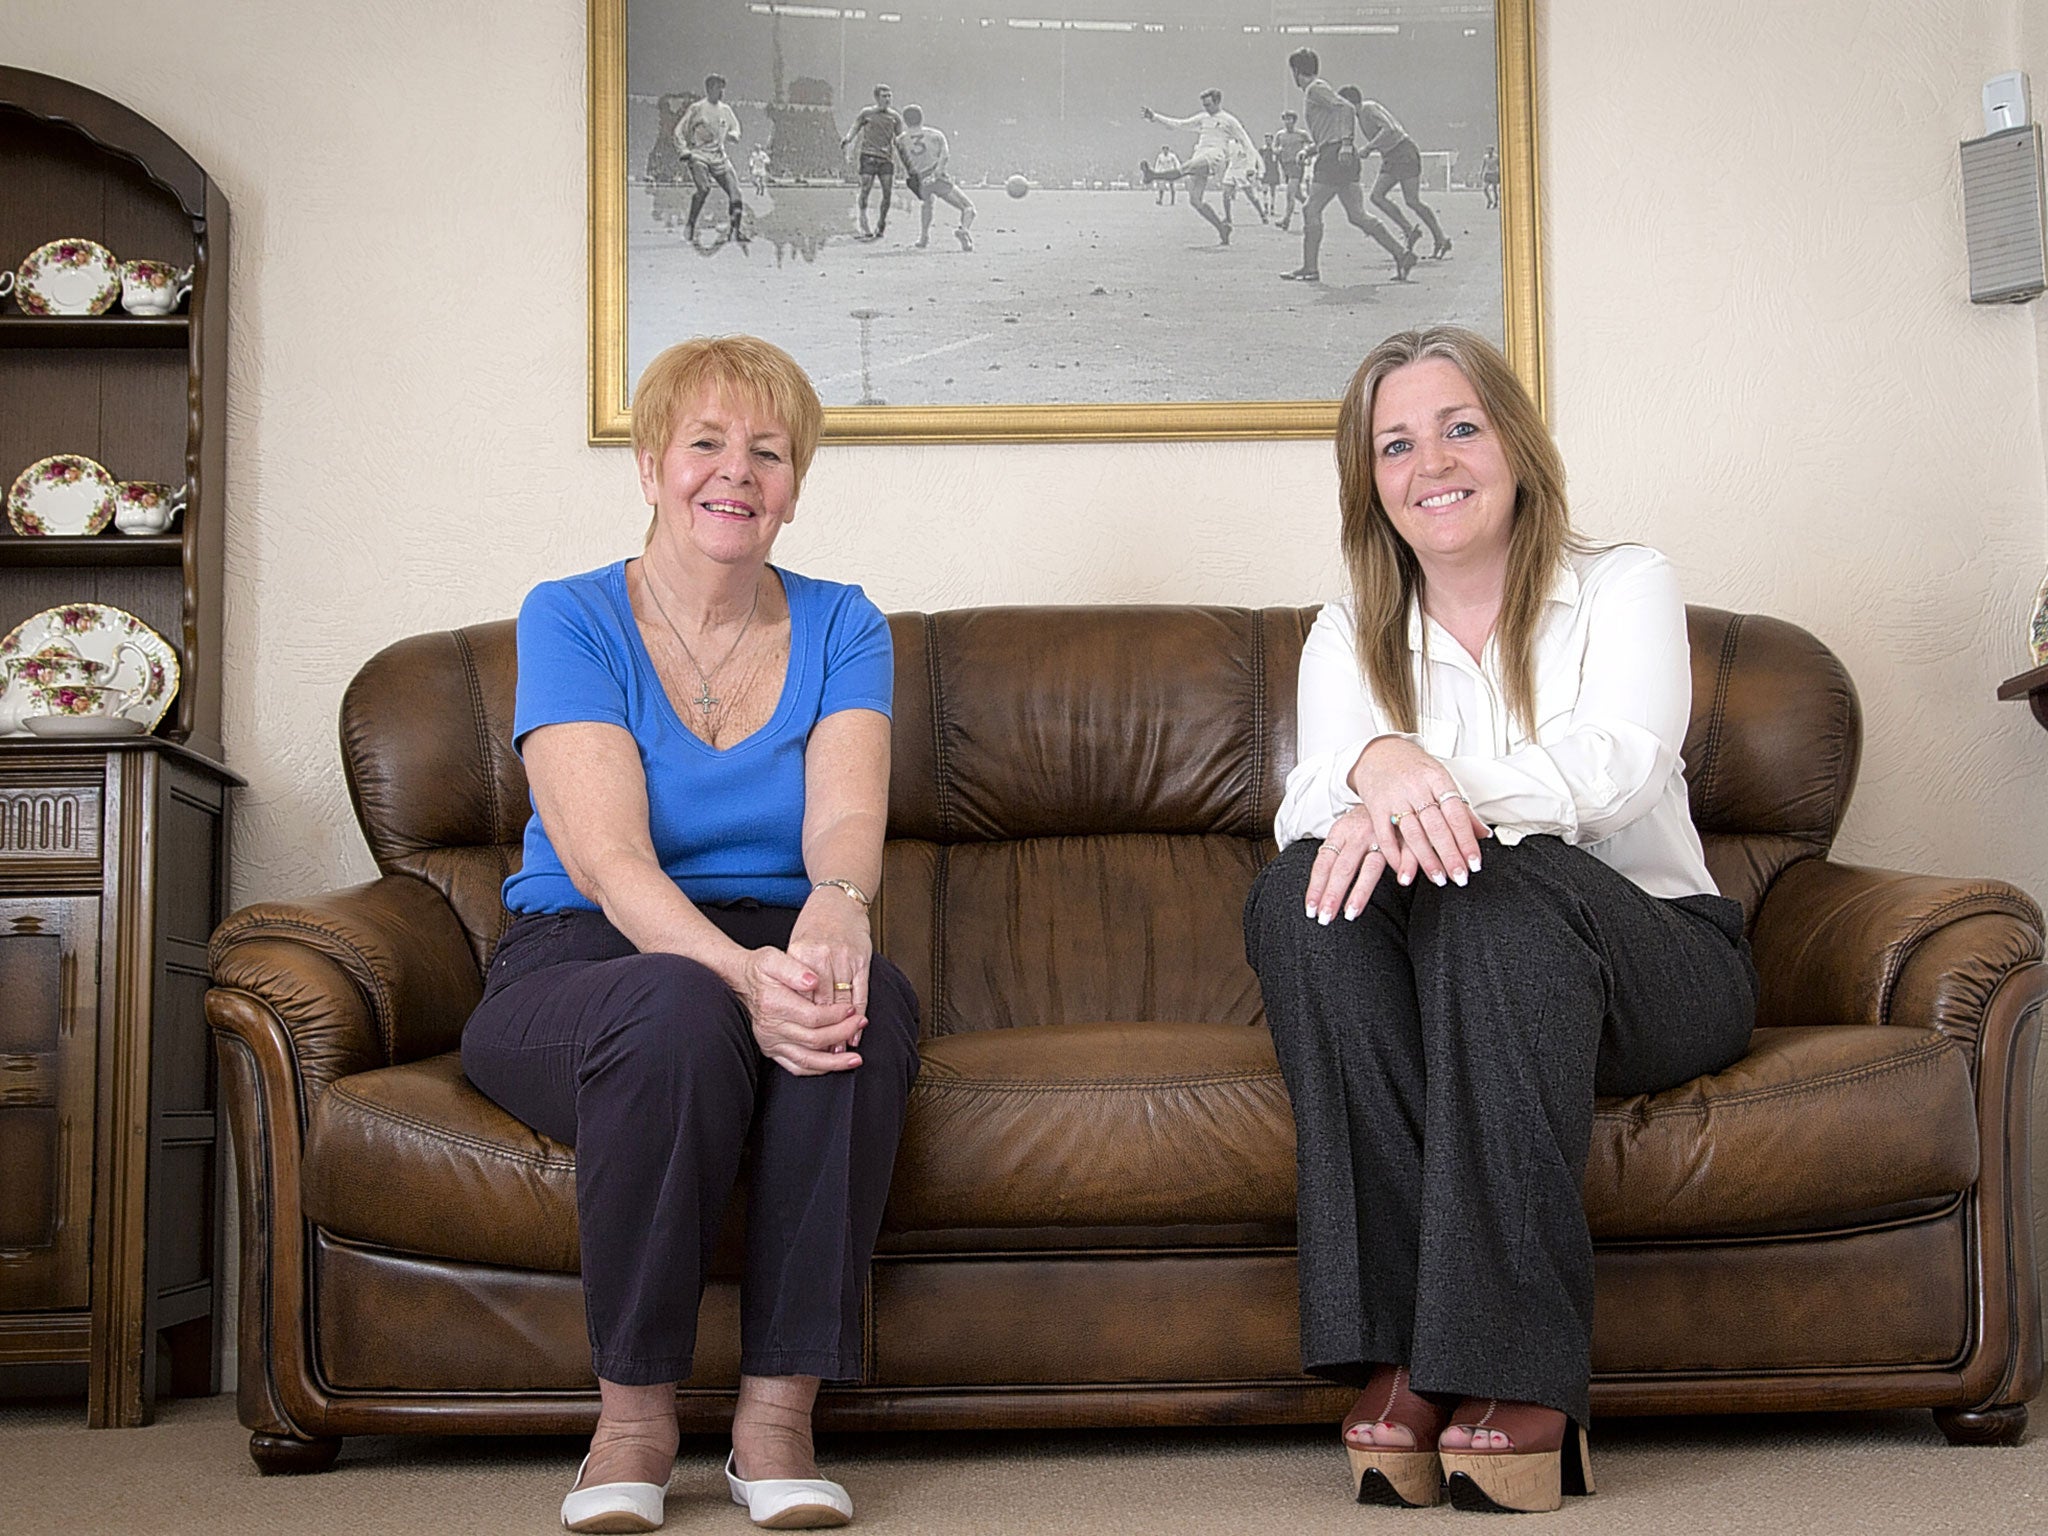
[
  {"x1": 725, "y1": 1450, "x2": 853, "y2": 1529},
  {"x1": 561, "y1": 1451, "x2": 668, "y2": 1533}
]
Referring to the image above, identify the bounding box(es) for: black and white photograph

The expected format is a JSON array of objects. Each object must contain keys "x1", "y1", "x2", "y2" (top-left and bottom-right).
[{"x1": 593, "y1": 0, "x2": 1537, "y2": 440}]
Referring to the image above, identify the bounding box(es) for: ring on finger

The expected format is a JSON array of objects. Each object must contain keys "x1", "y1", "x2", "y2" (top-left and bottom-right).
[
  {"x1": 1437, "y1": 790, "x2": 1467, "y2": 806},
  {"x1": 833, "y1": 981, "x2": 854, "y2": 992},
  {"x1": 1388, "y1": 810, "x2": 1404, "y2": 828}
]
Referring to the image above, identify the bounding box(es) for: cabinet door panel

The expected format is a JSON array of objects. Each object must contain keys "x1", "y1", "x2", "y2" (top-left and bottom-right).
[{"x1": 0, "y1": 898, "x2": 99, "y2": 1311}]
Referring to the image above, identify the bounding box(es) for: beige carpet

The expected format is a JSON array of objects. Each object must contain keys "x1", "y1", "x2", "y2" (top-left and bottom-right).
[{"x1": 5, "y1": 1393, "x2": 2047, "y2": 1535}]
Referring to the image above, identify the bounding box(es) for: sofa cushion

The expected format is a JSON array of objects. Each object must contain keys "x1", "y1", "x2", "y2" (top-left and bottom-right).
[
  {"x1": 882, "y1": 1021, "x2": 1300, "y2": 1243},
  {"x1": 303, "y1": 1051, "x2": 580, "y2": 1273},
  {"x1": 1585, "y1": 1025, "x2": 1978, "y2": 1238},
  {"x1": 301, "y1": 1021, "x2": 1979, "y2": 1269}
]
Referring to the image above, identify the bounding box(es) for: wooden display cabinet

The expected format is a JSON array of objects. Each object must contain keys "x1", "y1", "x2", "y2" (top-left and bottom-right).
[{"x1": 0, "y1": 68, "x2": 238, "y2": 1427}]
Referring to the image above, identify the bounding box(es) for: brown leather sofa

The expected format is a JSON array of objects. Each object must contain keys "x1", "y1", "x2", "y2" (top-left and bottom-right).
[{"x1": 206, "y1": 604, "x2": 2044, "y2": 1473}]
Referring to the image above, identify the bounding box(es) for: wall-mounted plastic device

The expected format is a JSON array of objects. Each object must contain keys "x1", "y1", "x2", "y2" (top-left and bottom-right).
[
  {"x1": 1984, "y1": 72, "x2": 2031, "y2": 134},
  {"x1": 1962, "y1": 73, "x2": 2046, "y2": 304}
]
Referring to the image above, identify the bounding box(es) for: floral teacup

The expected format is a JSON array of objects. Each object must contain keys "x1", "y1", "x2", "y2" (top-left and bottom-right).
[
  {"x1": 3, "y1": 639, "x2": 150, "y2": 721},
  {"x1": 119, "y1": 260, "x2": 193, "y2": 316},
  {"x1": 30, "y1": 681, "x2": 144, "y2": 719},
  {"x1": 114, "y1": 480, "x2": 187, "y2": 535}
]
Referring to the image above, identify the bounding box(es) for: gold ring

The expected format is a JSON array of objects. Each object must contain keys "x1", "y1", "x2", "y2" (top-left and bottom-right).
[
  {"x1": 1388, "y1": 810, "x2": 1404, "y2": 828},
  {"x1": 833, "y1": 981, "x2": 854, "y2": 991}
]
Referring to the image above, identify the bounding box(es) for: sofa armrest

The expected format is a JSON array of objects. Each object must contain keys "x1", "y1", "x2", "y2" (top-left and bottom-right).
[
  {"x1": 203, "y1": 874, "x2": 486, "y2": 1444},
  {"x1": 1750, "y1": 859, "x2": 2043, "y2": 1046},
  {"x1": 208, "y1": 874, "x2": 484, "y2": 1098}
]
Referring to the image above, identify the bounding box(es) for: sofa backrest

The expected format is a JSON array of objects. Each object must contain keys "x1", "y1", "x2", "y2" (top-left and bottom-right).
[{"x1": 337, "y1": 603, "x2": 1860, "y2": 1014}]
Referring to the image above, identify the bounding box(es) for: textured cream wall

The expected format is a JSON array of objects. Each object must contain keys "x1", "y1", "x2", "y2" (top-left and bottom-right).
[
  {"x1": 10, "y1": 0, "x2": 2048, "y2": 1368},
  {"x1": 6, "y1": 0, "x2": 2039, "y2": 898}
]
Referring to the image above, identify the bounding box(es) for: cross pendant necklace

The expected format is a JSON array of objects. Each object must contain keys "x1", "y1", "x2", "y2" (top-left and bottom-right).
[{"x1": 641, "y1": 562, "x2": 761, "y2": 717}]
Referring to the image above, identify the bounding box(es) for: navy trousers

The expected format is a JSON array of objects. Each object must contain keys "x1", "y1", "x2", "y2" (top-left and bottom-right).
[
  {"x1": 461, "y1": 905, "x2": 921, "y2": 1386},
  {"x1": 1244, "y1": 834, "x2": 1756, "y2": 1425}
]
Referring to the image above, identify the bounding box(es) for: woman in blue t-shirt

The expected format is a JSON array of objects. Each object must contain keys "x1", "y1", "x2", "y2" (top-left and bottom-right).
[{"x1": 461, "y1": 335, "x2": 919, "y2": 1534}]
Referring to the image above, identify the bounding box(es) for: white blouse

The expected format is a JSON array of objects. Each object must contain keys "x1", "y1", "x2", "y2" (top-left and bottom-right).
[{"x1": 1273, "y1": 543, "x2": 1719, "y2": 900}]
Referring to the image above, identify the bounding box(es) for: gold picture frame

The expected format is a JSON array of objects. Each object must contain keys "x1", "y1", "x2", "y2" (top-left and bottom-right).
[{"x1": 589, "y1": 1, "x2": 1541, "y2": 444}]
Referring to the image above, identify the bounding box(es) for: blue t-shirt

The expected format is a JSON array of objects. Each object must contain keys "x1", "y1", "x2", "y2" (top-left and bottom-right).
[{"x1": 501, "y1": 561, "x2": 893, "y2": 913}]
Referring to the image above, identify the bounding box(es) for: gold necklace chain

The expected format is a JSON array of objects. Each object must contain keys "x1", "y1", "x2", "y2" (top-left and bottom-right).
[{"x1": 641, "y1": 562, "x2": 762, "y2": 716}]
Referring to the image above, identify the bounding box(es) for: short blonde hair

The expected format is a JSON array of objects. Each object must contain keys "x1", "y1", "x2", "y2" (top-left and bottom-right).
[{"x1": 630, "y1": 335, "x2": 824, "y2": 490}]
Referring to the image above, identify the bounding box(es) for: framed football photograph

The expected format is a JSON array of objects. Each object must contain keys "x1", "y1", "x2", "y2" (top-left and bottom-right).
[{"x1": 590, "y1": 1, "x2": 1541, "y2": 442}]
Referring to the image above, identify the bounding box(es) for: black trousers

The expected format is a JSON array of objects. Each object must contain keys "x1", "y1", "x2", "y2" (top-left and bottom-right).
[
  {"x1": 1243, "y1": 834, "x2": 1756, "y2": 1425},
  {"x1": 461, "y1": 905, "x2": 921, "y2": 1386}
]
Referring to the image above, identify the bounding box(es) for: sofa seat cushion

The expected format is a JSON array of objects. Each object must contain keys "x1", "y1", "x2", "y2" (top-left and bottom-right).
[
  {"x1": 303, "y1": 1051, "x2": 581, "y2": 1272},
  {"x1": 300, "y1": 1023, "x2": 1979, "y2": 1271},
  {"x1": 1585, "y1": 1025, "x2": 1978, "y2": 1239},
  {"x1": 881, "y1": 1021, "x2": 1299, "y2": 1247}
]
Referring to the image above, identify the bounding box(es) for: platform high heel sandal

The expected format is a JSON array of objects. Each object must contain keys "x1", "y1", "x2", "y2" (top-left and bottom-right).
[
  {"x1": 1342, "y1": 1366, "x2": 1454, "y2": 1509},
  {"x1": 1438, "y1": 1400, "x2": 1594, "y2": 1515}
]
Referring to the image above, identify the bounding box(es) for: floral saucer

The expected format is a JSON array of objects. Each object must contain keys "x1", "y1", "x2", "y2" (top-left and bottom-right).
[
  {"x1": 7, "y1": 454, "x2": 118, "y2": 536},
  {"x1": 24, "y1": 715, "x2": 148, "y2": 739},
  {"x1": 0, "y1": 605, "x2": 179, "y2": 736},
  {"x1": 13, "y1": 238, "x2": 121, "y2": 316}
]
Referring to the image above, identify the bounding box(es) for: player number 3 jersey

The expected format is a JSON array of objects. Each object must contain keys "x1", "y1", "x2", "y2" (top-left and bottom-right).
[{"x1": 898, "y1": 126, "x2": 949, "y2": 179}]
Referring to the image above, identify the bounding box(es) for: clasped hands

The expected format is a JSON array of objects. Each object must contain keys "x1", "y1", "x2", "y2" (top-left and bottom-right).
[
  {"x1": 732, "y1": 887, "x2": 871, "y2": 1077},
  {"x1": 1304, "y1": 735, "x2": 1493, "y2": 925}
]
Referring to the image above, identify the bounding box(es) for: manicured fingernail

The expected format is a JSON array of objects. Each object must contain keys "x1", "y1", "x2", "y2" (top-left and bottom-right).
[
  {"x1": 1398, "y1": 872, "x2": 1411, "y2": 885},
  {"x1": 1451, "y1": 869, "x2": 1467, "y2": 887},
  {"x1": 1344, "y1": 904, "x2": 1362, "y2": 920},
  {"x1": 1317, "y1": 909, "x2": 1333, "y2": 926},
  {"x1": 1305, "y1": 902, "x2": 1318, "y2": 919},
  {"x1": 1469, "y1": 857, "x2": 1483, "y2": 873},
  {"x1": 1431, "y1": 872, "x2": 1447, "y2": 887}
]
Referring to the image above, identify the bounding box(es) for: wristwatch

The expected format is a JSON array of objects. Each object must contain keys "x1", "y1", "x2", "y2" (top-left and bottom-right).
[{"x1": 813, "y1": 878, "x2": 872, "y2": 910}]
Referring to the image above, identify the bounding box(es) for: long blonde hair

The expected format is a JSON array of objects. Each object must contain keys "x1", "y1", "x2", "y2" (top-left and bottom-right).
[{"x1": 1334, "y1": 326, "x2": 1587, "y2": 737}]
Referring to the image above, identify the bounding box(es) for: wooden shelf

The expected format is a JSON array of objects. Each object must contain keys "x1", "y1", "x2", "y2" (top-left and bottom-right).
[
  {"x1": 0, "y1": 534, "x2": 183, "y2": 566},
  {"x1": 1997, "y1": 661, "x2": 2048, "y2": 732},
  {"x1": 0, "y1": 61, "x2": 226, "y2": 760},
  {"x1": 0, "y1": 733, "x2": 236, "y2": 778},
  {"x1": 0, "y1": 314, "x2": 189, "y2": 348},
  {"x1": 1995, "y1": 661, "x2": 2048, "y2": 701}
]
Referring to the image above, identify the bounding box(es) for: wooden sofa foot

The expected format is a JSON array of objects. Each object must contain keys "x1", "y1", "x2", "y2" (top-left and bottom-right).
[
  {"x1": 1933, "y1": 1405, "x2": 2029, "y2": 1446},
  {"x1": 249, "y1": 1432, "x2": 343, "y2": 1474}
]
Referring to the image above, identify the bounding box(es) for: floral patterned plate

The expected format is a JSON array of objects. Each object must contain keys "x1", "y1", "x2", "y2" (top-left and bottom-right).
[
  {"x1": 6, "y1": 454, "x2": 118, "y2": 536},
  {"x1": 12, "y1": 238, "x2": 121, "y2": 316},
  {"x1": 0, "y1": 604, "x2": 179, "y2": 736}
]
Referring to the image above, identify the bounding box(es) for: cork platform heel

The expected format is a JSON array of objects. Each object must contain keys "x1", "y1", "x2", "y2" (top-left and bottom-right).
[
  {"x1": 1341, "y1": 1366, "x2": 1455, "y2": 1509},
  {"x1": 1438, "y1": 1400, "x2": 1594, "y2": 1514}
]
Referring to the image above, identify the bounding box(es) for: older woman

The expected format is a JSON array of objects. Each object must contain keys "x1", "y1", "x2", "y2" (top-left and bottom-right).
[
  {"x1": 461, "y1": 335, "x2": 918, "y2": 1533},
  {"x1": 1244, "y1": 328, "x2": 1756, "y2": 1513}
]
